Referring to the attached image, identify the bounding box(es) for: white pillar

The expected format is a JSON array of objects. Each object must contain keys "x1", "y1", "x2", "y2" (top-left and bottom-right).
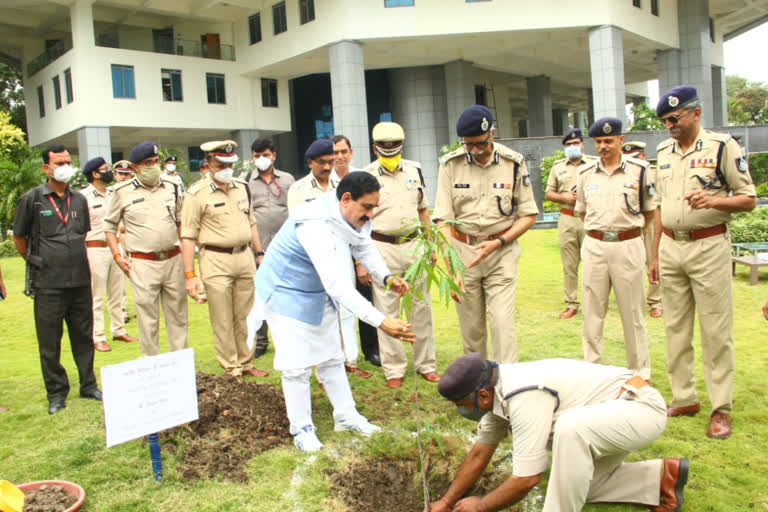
[
  {"x1": 588, "y1": 25, "x2": 626, "y2": 123},
  {"x1": 329, "y1": 41, "x2": 370, "y2": 170},
  {"x1": 526, "y1": 75, "x2": 553, "y2": 136},
  {"x1": 70, "y1": 0, "x2": 95, "y2": 51},
  {"x1": 77, "y1": 127, "x2": 112, "y2": 165},
  {"x1": 678, "y1": 0, "x2": 713, "y2": 127},
  {"x1": 444, "y1": 60, "x2": 475, "y2": 142}
]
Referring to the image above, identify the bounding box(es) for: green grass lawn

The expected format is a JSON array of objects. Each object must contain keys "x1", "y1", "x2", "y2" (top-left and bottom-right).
[{"x1": 1, "y1": 228, "x2": 767, "y2": 511}]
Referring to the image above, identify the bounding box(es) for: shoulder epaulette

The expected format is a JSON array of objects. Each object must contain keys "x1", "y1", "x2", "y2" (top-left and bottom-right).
[
  {"x1": 112, "y1": 180, "x2": 136, "y2": 193},
  {"x1": 440, "y1": 147, "x2": 466, "y2": 165},
  {"x1": 186, "y1": 180, "x2": 205, "y2": 195},
  {"x1": 553, "y1": 157, "x2": 567, "y2": 164},
  {"x1": 362, "y1": 161, "x2": 379, "y2": 173},
  {"x1": 656, "y1": 139, "x2": 675, "y2": 152},
  {"x1": 233, "y1": 177, "x2": 248, "y2": 186},
  {"x1": 401, "y1": 158, "x2": 422, "y2": 169},
  {"x1": 626, "y1": 156, "x2": 649, "y2": 168},
  {"x1": 583, "y1": 154, "x2": 599, "y2": 161},
  {"x1": 703, "y1": 130, "x2": 732, "y2": 143},
  {"x1": 578, "y1": 161, "x2": 597, "y2": 174},
  {"x1": 498, "y1": 150, "x2": 524, "y2": 165}
]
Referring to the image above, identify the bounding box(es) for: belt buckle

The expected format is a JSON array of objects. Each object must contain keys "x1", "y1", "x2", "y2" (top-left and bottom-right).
[
  {"x1": 674, "y1": 231, "x2": 691, "y2": 241},
  {"x1": 602, "y1": 231, "x2": 619, "y2": 242},
  {"x1": 233, "y1": 245, "x2": 246, "y2": 254},
  {"x1": 155, "y1": 251, "x2": 169, "y2": 261}
]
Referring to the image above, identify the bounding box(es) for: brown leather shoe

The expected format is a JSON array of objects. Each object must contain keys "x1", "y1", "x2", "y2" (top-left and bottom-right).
[
  {"x1": 707, "y1": 411, "x2": 731, "y2": 439},
  {"x1": 243, "y1": 368, "x2": 269, "y2": 378},
  {"x1": 650, "y1": 306, "x2": 663, "y2": 318},
  {"x1": 559, "y1": 307, "x2": 578, "y2": 320},
  {"x1": 386, "y1": 377, "x2": 404, "y2": 388},
  {"x1": 345, "y1": 365, "x2": 372, "y2": 379},
  {"x1": 113, "y1": 334, "x2": 137, "y2": 343},
  {"x1": 666, "y1": 402, "x2": 700, "y2": 417},
  {"x1": 653, "y1": 457, "x2": 689, "y2": 512},
  {"x1": 420, "y1": 372, "x2": 441, "y2": 383},
  {"x1": 94, "y1": 342, "x2": 112, "y2": 352}
]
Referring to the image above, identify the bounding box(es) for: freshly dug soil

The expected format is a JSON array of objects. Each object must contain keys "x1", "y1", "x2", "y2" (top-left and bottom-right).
[
  {"x1": 173, "y1": 372, "x2": 291, "y2": 482},
  {"x1": 23, "y1": 485, "x2": 77, "y2": 512}
]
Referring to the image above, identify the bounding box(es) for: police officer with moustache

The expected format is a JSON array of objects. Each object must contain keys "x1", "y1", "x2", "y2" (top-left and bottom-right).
[
  {"x1": 104, "y1": 142, "x2": 188, "y2": 357},
  {"x1": 182, "y1": 141, "x2": 268, "y2": 378},
  {"x1": 545, "y1": 128, "x2": 598, "y2": 319},
  {"x1": 622, "y1": 141, "x2": 664, "y2": 318},
  {"x1": 363, "y1": 122, "x2": 439, "y2": 388},
  {"x1": 13, "y1": 145, "x2": 102, "y2": 415},
  {"x1": 434, "y1": 105, "x2": 538, "y2": 363},
  {"x1": 81, "y1": 157, "x2": 137, "y2": 353},
  {"x1": 650, "y1": 86, "x2": 756, "y2": 439},
  {"x1": 576, "y1": 118, "x2": 654, "y2": 381}
]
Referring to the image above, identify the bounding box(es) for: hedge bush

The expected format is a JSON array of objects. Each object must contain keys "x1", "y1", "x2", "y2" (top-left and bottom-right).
[
  {"x1": 0, "y1": 238, "x2": 17, "y2": 258},
  {"x1": 730, "y1": 206, "x2": 768, "y2": 244}
]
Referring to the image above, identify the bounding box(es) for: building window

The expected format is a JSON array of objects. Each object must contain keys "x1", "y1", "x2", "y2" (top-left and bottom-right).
[
  {"x1": 300, "y1": 0, "x2": 315, "y2": 24},
  {"x1": 37, "y1": 86, "x2": 45, "y2": 118},
  {"x1": 188, "y1": 146, "x2": 205, "y2": 173},
  {"x1": 249, "y1": 13, "x2": 262, "y2": 44},
  {"x1": 632, "y1": 0, "x2": 641, "y2": 7},
  {"x1": 474, "y1": 84, "x2": 487, "y2": 106},
  {"x1": 651, "y1": 0, "x2": 659, "y2": 15},
  {"x1": 709, "y1": 17, "x2": 715, "y2": 42},
  {"x1": 261, "y1": 78, "x2": 278, "y2": 107},
  {"x1": 52, "y1": 76, "x2": 62, "y2": 109},
  {"x1": 273, "y1": 2, "x2": 287, "y2": 34},
  {"x1": 111, "y1": 64, "x2": 135, "y2": 98},
  {"x1": 385, "y1": 0, "x2": 414, "y2": 5},
  {"x1": 161, "y1": 69, "x2": 183, "y2": 102},
  {"x1": 64, "y1": 68, "x2": 73, "y2": 103},
  {"x1": 206, "y1": 73, "x2": 226, "y2": 104}
]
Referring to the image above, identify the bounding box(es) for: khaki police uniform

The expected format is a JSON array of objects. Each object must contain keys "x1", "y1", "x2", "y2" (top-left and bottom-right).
[
  {"x1": 182, "y1": 177, "x2": 258, "y2": 376},
  {"x1": 104, "y1": 177, "x2": 187, "y2": 356},
  {"x1": 477, "y1": 359, "x2": 667, "y2": 511},
  {"x1": 545, "y1": 155, "x2": 597, "y2": 309},
  {"x1": 162, "y1": 171, "x2": 185, "y2": 195},
  {"x1": 83, "y1": 184, "x2": 127, "y2": 344},
  {"x1": 655, "y1": 129, "x2": 756, "y2": 414},
  {"x1": 286, "y1": 173, "x2": 339, "y2": 213},
  {"x1": 363, "y1": 159, "x2": 437, "y2": 379},
  {"x1": 644, "y1": 164, "x2": 663, "y2": 309},
  {"x1": 576, "y1": 156, "x2": 654, "y2": 380},
  {"x1": 433, "y1": 142, "x2": 539, "y2": 363}
]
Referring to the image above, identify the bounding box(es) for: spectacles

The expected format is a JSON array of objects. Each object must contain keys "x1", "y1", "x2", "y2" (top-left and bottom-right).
[
  {"x1": 661, "y1": 109, "x2": 691, "y2": 125},
  {"x1": 461, "y1": 136, "x2": 491, "y2": 150}
]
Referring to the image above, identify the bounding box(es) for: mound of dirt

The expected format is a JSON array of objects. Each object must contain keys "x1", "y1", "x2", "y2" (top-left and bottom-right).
[
  {"x1": 22, "y1": 485, "x2": 77, "y2": 512},
  {"x1": 173, "y1": 372, "x2": 292, "y2": 482}
]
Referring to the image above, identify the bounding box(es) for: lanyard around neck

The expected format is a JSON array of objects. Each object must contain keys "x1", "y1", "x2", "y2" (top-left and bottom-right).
[{"x1": 48, "y1": 193, "x2": 70, "y2": 225}]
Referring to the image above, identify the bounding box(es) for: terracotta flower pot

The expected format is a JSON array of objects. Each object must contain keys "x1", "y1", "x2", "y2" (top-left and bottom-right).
[{"x1": 17, "y1": 481, "x2": 85, "y2": 512}]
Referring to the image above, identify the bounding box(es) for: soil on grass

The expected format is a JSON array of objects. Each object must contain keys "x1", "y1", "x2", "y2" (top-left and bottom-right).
[
  {"x1": 172, "y1": 372, "x2": 292, "y2": 482},
  {"x1": 22, "y1": 485, "x2": 77, "y2": 512}
]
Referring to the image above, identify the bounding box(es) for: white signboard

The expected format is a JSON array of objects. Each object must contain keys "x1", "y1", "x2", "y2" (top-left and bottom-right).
[{"x1": 102, "y1": 348, "x2": 199, "y2": 448}]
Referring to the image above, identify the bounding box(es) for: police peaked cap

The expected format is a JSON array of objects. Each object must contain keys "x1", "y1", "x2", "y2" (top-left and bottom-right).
[
  {"x1": 128, "y1": 141, "x2": 159, "y2": 164},
  {"x1": 82, "y1": 157, "x2": 106, "y2": 175},
  {"x1": 438, "y1": 353, "x2": 495, "y2": 401},
  {"x1": 656, "y1": 85, "x2": 698, "y2": 117},
  {"x1": 372, "y1": 122, "x2": 405, "y2": 142},
  {"x1": 304, "y1": 139, "x2": 334, "y2": 160},
  {"x1": 113, "y1": 160, "x2": 133, "y2": 172},
  {"x1": 562, "y1": 128, "x2": 583, "y2": 145},
  {"x1": 456, "y1": 105, "x2": 494, "y2": 137},
  {"x1": 622, "y1": 141, "x2": 647, "y2": 153},
  {"x1": 588, "y1": 117, "x2": 622, "y2": 138},
  {"x1": 201, "y1": 140, "x2": 239, "y2": 163}
]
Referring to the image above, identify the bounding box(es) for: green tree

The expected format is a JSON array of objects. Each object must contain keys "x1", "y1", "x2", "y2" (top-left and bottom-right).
[
  {"x1": 539, "y1": 149, "x2": 565, "y2": 213},
  {"x1": 727, "y1": 75, "x2": 768, "y2": 125},
  {"x1": 0, "y1": 146, "x2": 46, "y2": 238},
  {"x1": 629, "y1": 102, "x2": 664, "y2": 131},
  {"x1": 0, "y1": 111, "x2": 26, "y2": 163},
  {"x1": 0, "y1": 63, "x2": 26, "y2": 135}
]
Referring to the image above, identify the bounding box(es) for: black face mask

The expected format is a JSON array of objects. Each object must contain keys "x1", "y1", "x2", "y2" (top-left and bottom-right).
[{"x1": 99, "y1": 170, "x2": 114, "y2": 184}]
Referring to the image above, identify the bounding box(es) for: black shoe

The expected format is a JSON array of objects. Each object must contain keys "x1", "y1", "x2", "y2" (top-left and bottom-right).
[
  {"x1": 253, "y1": 345, "x2": 267, "y2": 358},
  {"x1": 48, "y1": 399, "x2": 66, "y2": 415},
  {"x1": 365, "y1": 354, "x2": 381, "y2": 367},
  {"x1": 80, "y1": 389, "x2": 103, "y2": 401}
]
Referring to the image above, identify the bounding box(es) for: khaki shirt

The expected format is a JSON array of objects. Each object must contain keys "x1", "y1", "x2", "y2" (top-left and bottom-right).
[
  {"x1": 286, "y1": 173, "x2": 339, "y2": 214},
  {"x1": 476, "y1": 359, "x2": 634, "y2": 477},
  {"x1": 575, "y1": 156, "x2": 655, "y2": 232},
  {"x1": 655, "y1": 128, "x2": 756, "y2": 231},
  {"x1": 104, "y1": 177, "x2": 182, "y2": 252},
  {"x1": 247, "y1": 168, "x2": 295, "y2": 250},
  {"x1": 545, "y1": 155, "x2": 598, "y2": 209},
  {"x1": 82, "y1": 183, "x2": 114, "y2": 242},
  {"x1": 181, "y1": 178, "x2": 255, "y2": 247},
  {"x1": 433, "y1": 142, "x2": 539, "y2": 236},
  {"x1": 363, "y1": 159, "x2": 429, "y2": 236},
  {"x1": 162, "y1": 171, "x2": 186, "y2": 195}
]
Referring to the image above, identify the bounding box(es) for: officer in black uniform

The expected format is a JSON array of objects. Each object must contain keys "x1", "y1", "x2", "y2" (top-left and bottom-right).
[{"x1": 13, "y1": 145, "x2": 102, "y2": 415}]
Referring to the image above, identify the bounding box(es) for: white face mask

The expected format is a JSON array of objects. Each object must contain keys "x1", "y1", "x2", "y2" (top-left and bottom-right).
[
  {"x1": 564, "y1": 145, "x2": 583, "y2": 160},
  {"x1": 214, "y1": 168, "x2": 234, "y2": 184},
  {"x1": 165, "y1": 164, "x2": 176, "y2": 173},
  {"x1": 52, "y1": 164, "x2": 78, "y2": 183},
  {"x1": 254, "y1": 155, "x2": 273, "y2": 172}
]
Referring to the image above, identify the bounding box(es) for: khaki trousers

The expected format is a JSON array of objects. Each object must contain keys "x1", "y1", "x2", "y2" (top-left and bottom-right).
[
  {"x1": 87, "y1": 246, "x2": 126, "y2": 343},
  {"x1": 452, "y1": 238, "x2": 521, "y2": 363},
  {"x1": 557, "y1": 213, "x2": 584, "y2": 308},
  {"x1": 129, "y1": 255, "x2": 188, "y2": 356},
  {"x1": 644, "y1": 224, "x2": 663, "y2": 307},
  {"x1": 200, "y1": 248, "x2": 257, "y2": 376},
  {"x1": 371, "y1": 240, "x2": 436, "y2": 379},
  {"x1": 581, "y1": 237, "x2": 651, "y2": 380},
  {"x1": 659, "y1": 233, "x2": 734, "y2": 413},
  {"x1": 543, "y1": 385, "x2": 667, "y2": 511}
]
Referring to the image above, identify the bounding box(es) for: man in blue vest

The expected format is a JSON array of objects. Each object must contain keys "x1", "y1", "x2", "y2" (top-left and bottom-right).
[{"x1": 254, "y1": 140, "x2": 415, "y2": 452}]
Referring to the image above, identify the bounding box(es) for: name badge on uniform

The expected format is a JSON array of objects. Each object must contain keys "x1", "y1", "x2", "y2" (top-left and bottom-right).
[
  {"x1": 492, "y1": 183, "x2": 513, "y2": 189},
  {"x1": 660, "y1": 164, "x2": 671, "y2": 169},
  {"x1": 93, "y1": 204, "x2": 102, "y2": 209},
  {"x1": 454, "y1": 184, "x2": 470, "y2": 189},
  {"x1": 558, "y1": 169, "x2": 568, "y2": 176},
  {"x1": 586, "y1": 184, "x2": 599, "y2": 191},
  {"x1": 736, "y1": 157, "x2": 748, "y2": 173},
  {"x1": 40, "y1": 209, "x2": 53, "y2": 217},
  {"x1": 132, "y1": 198, "x2": 145, "y2": 204},
  {"x1": 214, "y1": 202, "x2": 225, "y2": 207}
]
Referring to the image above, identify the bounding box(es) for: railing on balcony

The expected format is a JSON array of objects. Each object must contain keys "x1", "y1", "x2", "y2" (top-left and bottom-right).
[
  {"x1": 27, "y1": 35, "x2": 73, "y2": 77},
  {"x1": 95, "y1": 32, "x2": 235, "y2": 61}
]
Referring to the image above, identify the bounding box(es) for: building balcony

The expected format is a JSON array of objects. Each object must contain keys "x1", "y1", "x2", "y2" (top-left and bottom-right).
[
  {"x1": 27, "y1": 35, "x2": 73, "y2": 77},
  {"x1": 95, "y1": 32, "x2": 235, "y2": 61}
]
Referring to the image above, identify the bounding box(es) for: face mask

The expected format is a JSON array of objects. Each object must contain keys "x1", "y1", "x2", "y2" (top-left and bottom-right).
[
  {"x1": 52, "y1": 164, "x2": 77, "y2": 183},
  {"x1": 214, "y1": 168, "x2": 234, "y2": 184},
  {"x1": 564, "y1": 145, "x2": 582, "y2": 160},
  {"x1": 137, "y1": 164, "x2": 162, "y2": 187},
  {"x1": 165, "y1": 164, "x2": 176, "y2": 173},
  {"x1": 456, "y1": 391, "x2": 487, "y2": 421},
  {"x1": 99, "y1": 170, "x2": 114, "y2": 184},
  {"x1": 254, "y1": 156, "x2": 273, "y2": 172},
  {"x1": 378, "y1": 154, "x2": 402, "y2": 173}
]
